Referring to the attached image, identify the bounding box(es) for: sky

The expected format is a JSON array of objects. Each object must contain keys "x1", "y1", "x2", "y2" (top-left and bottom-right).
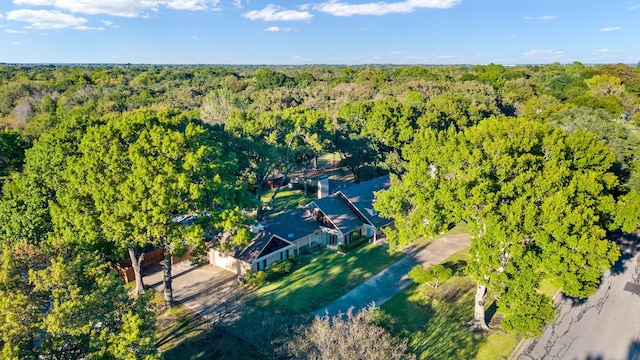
[{"x1": 0, "y1": 0, "x2": 638, "y2": 65}]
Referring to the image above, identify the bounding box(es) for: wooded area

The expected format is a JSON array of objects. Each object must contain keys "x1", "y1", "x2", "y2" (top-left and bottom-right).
[{"x1": 0, "y1": 63, "x2": 639, "y2": 358}]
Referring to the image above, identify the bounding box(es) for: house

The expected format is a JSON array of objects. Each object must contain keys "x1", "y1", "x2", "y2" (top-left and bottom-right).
[{"x1": 209, "y1": 174, "x2": 392, "y2": 275}]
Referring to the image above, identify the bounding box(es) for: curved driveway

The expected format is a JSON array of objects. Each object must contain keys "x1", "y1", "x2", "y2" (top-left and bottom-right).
[{"x1": 313, "y1": 233, "x2": 470, "y2": 317}]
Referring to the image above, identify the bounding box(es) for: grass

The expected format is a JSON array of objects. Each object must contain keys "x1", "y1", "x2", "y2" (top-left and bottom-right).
[
  {"x1": 250, "y1": 243, "x2": 405, "y2": 313},
  {"x1": 260, "y1": 187, "x2": 316, "y2": 219},
  {"x1": 155, "y1": 301, "x2": 261, "y2": 360},
  {"x1": 378, "y1": 248, "x2": 519, "y2": 360}
]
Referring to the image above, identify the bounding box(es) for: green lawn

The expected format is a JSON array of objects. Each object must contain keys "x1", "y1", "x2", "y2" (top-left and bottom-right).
[
  {"x1": 250, "y1": 244, "x2": 405, "y2": 313},
  {"x1": 378, "y1": 249, "x2": 519, "y2": 360},
  {"x1": 260, "y1": 188, "x2": 316, "y2": 219}
]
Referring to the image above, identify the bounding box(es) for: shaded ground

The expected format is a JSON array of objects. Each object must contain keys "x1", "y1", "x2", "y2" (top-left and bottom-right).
[
  {"x1": 143, "y1": 261, "x2": 242, "y2": 323},
  {"x1": 518, "y1": 232, "x2": 640, "y2": 360},
  {"x1": 313, "y1": 233, "x2": 471, "y2": 317}
]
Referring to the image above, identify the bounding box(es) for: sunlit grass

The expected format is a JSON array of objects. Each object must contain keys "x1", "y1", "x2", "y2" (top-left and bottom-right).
[
  {"x1": 260, "y1": 188, "x2": 316, "y2": 219},
  {"x1": 250, "y1": 244, "x2": 405, "y2": 313},
  {"x1": 378, "y1": 248, "x2": 518, "y2": 360}
]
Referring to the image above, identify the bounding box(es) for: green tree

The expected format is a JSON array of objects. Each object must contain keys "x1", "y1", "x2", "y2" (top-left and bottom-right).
[
  {"x1": 375, "y1": 117, "x2": 620, "y2": 335},
  {"x1": 408, "y1": 264, "x2": 453, "y2": 289},
  {"x1": 57, "y1": 109, "x2": 252, "y2": 306},
  {"x1": 0, "y1": 129, "x2": 29, "y2": 189},
  {"x1": 281, "y1": 106, "x2": 332, "y2": 195},
  {"x1": 0, "y1": 242, "x2": 158, "y2": 359},
  {"x1": 0, "y1": 106, "x2": 99, "y2": 246},
  {"x1": 225, "y1": 109, "x2": 290, "y2": 221}
]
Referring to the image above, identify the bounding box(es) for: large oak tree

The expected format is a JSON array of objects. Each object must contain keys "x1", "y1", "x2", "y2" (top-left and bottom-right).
[{"x1": 375, "y1": 116, "x2": 621, "y2": 336}]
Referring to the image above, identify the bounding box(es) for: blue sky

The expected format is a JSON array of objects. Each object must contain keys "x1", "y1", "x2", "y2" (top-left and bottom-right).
[{"x1": 0, "y1": 0, "x2": 637, "y2": 65}]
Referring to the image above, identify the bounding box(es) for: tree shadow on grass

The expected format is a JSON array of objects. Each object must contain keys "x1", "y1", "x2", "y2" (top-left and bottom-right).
[
  {"x1": 408, "y1": 290, "x2": 486, "y2": 360},
  {"x1": 441, "y1": 259, "x2": 468, "y2": 277},
  {"x1": 162, "y1": 325, "x2": 263, "y2": 360}
]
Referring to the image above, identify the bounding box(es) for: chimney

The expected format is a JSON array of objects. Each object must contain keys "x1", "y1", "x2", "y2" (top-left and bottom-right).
[{"x1": 317, "y1": 175, "x2": 330, "y2": 199}]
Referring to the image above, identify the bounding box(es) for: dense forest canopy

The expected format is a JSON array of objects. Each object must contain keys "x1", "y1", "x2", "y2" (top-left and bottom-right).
[{"x1": 1, "y1": 62, "x2": 639, "y2": 356}]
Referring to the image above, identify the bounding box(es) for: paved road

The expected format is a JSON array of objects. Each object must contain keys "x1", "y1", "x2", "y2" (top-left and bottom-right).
[
  {"x1": 143, "y1": 261, "x2": 240, "y2": 321},
  {"x1": 518, "y1": 233, "x2": 640, "y2": 360},
  {"x1": 313, "y1": 233, "x2": 470, "y2": 317}
]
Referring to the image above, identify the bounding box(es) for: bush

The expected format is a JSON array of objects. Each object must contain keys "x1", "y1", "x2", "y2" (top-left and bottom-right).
[
  {"x1": 245, "y1": 270, "x2": 267, "y2": 287},
  {"x1": 337, "y1": 236, "x2": 370, "y2": 253},
  {"x1": 408, "y1": 264, "x2": 453, "y2": 288},
  {"x1": 265, "y1": 259, "x2": 293, "y2": 281},
  {"x1": 243, "y1": 258, "x2": 296, "y2": 286}
]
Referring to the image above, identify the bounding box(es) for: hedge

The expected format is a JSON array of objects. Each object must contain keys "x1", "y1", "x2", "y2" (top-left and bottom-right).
[{"x1": 337, "y1": 235, "x2": 370, "y2": 253}]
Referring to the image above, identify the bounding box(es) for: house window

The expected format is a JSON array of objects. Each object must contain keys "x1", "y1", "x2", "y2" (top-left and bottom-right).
[
  {"x1": 281, "y1": 249, "x2": 289, "y2": 260},
  {"x1": 366, "y1": 228, "x2": 372, "y2": 237},
  {"x1": 329, "y1": 234, "x2": 338, "y2": 246},
  {"x1": 345, "y1": 233, "x2": 351, "y2": 244},
  {"x1": 258, "y1": 259, "x2": 267, "y2": 270}
]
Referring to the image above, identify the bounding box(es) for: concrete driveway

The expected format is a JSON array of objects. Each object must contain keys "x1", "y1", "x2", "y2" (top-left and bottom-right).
[
  {"x1": 143, "y1": 261, "x2": 241, "y2": 322},
  {"x1": 518, "y1": 232, "x2": 640, "y2": 360},
  {"x1": 313, "y1": 233, "x2": 470, "y2": 317}
]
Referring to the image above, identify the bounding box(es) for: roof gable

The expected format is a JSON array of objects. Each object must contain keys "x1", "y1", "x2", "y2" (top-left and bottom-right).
[
  {"x1": 338, "y1": 174, "x2": 392, "y2": 228},
  {"x1": 258, "y1": 236, "x2": 292, "y2": 259}
]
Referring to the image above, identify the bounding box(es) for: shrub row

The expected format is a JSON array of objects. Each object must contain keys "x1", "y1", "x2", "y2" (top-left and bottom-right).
[
  {"x1": 243, "y1": 257, "x2": 297, "y2": 287},
  {"x1": 337, "y1": 236, "x2": 370, "y2": 253}
]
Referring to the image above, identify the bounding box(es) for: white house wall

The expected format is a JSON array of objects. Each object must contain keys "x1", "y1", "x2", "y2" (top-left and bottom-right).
[
  {"x1": 209, "y1": 248, "x2": 251, "y2": 275},
  {"x1": 293, "y1": 231, "x2": 323, "y2": 254},
  {"x1": 252, "y1": 244, "x2": 296, "y2": 271}
]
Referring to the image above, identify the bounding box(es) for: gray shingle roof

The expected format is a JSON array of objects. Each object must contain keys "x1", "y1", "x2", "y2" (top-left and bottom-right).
[
  {"x1": 312, "y1": 196, "x2": 363, "y2": 234},
  {"x1": 339, "y1": 174, "x2": 392, "y2": 228},
  {"x1": 234, "y1": 208, "x2": 319, "y2": 263},
  {"x1": 234, "y1": 174, "x2": 392, "y2": 263}
]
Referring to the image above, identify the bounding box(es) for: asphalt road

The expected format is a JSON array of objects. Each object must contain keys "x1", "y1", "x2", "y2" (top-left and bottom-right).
[{"x1": 518, "y1": 232, "x2": 640, "y2": 360}]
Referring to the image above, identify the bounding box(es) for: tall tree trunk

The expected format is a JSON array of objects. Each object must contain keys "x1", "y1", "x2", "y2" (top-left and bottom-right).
[
  {"x1": 302, "y1": 155, "x2": 309, "y2": 197},
  {"x1": 128, "y1": 247, "x2": 145, "y2": 296},
  {"x1": 468, "y1": 284, "x2": 490, "y2": 331},
  {"x1": 162, "y1": 246, "x2": 173, "y2": 309}
]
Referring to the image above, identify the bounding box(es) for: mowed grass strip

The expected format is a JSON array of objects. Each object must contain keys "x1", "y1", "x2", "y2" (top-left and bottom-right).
[
  {"x1": 378, "y1": 249, "x2": 519, "y2": 360},
  {"x1": 251, "y1": 244, "x2": 405, "y2": 313}
]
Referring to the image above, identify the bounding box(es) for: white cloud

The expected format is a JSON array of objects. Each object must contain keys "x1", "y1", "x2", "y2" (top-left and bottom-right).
[
  {"x1": 524, "y1": 15, "x2": 556, "y2": 21},
  {"x1": 233, "y1": 0, "x2": 243, "y2": 8},
  {"x1": 6, "y1": 9, "x2": 88, "y2": 29},
  {"x1": 629, "y1": 4, "x2": 640, "y2": 10},
  {"x1": 12, "y1": 41, "x2": 22, "y2": 45},
  {"x1": 522, "y1": 49, "x2": 564, "y2": 61},
  {"x1": 5, "y1": 29, "x2": 28, "y2": 33},
  {"x1": 12, "y1": 0, "x2": 220, "y2": 17},
  {"x1": 600, "y1": 26, "x2": 621, "y2": 32},
  {"x1": 75, "y1": 25, "x2": 104, "y2": 30},
  {"x1": 243, "y1": 5, "x2": 312, "y2": 21},
  {"x1": 265, "y1": 26, "x2": 293, "y2": 32},
  {"x1": 315, "y1": 0, "x2": 460, "y2": 16}
]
